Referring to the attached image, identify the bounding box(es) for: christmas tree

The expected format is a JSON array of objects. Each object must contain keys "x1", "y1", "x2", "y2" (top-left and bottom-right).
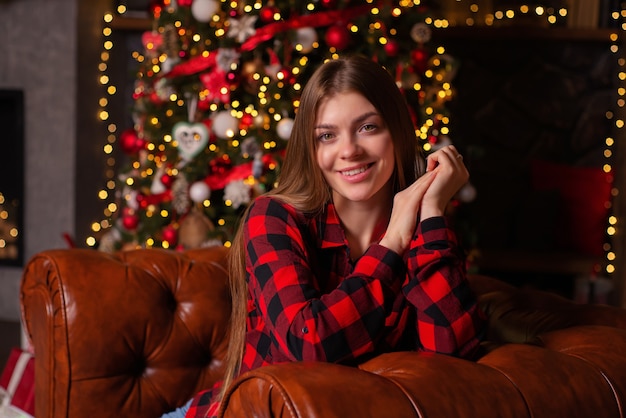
[{"x1": 98, "y1": 0, "x2": 461, "y2": 252}]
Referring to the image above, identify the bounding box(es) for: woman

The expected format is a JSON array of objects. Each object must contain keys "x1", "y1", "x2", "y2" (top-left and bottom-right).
[{"x1": 182, "y1": 55, "x2": 485, "y2": 418}]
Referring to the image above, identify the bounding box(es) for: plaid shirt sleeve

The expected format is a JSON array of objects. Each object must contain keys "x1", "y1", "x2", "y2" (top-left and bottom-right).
[
  {"x1": 404, "y1": 216, "x2": 485, "y2": 358},
  {"x1": 244, "y1": 197, "x2": 406, "y2": 365},
  {"x1": 184, "y1": 381, "x2": 221, "y2": 418}
]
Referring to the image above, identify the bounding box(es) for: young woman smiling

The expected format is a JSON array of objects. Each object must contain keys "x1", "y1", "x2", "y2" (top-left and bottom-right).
[{"x1": 179, "y1": 55, "x2": 485, "y2": 418}]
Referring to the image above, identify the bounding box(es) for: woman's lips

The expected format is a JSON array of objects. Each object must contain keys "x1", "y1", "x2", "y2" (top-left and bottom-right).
[{"x1": 338, "y1": 163, "x2": 374, "y2": 181}]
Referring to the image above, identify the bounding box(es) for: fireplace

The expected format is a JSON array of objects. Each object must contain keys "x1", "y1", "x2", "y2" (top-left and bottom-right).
[{"x1": 0, "y1": 90, "x2": 24, "y2": 266}]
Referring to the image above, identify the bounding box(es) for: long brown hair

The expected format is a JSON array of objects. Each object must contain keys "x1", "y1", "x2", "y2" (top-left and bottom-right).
[{"x1": 220, "y1": 55, "x2": 425, "y2": 400}]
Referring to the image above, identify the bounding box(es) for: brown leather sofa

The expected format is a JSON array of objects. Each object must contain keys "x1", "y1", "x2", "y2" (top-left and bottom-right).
[{"x1": 20, "y1": 246, "x2": 626, "y2": 418}]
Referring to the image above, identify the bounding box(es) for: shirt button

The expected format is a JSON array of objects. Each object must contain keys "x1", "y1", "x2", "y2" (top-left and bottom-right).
[{"x1": 301, "y1": 326, "x2": 308, "y2": 334}]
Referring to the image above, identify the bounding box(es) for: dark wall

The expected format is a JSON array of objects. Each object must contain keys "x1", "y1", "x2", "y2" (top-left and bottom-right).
[{"x1": 445, "y1": 36, "x2": 615, "y2": 256}]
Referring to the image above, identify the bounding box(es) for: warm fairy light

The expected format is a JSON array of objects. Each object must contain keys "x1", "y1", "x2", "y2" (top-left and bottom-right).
[
  {"x1": 456, "y1": 2, "x2": 564, "y2": 26},
  {"x1": 88, "y1": 10, "x2": 123, "y2": 246},
  {"x1": 604, "y1": 7, "x2": 624, "y2": 276}
]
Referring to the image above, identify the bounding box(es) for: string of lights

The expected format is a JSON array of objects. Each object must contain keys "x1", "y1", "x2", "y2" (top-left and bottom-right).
[
  {"x1": 91, "y1": 1, "x2": 624, "y2": 285},
  {"x1": 605, "y1": 6, "x2": 626, "y2": 278}
]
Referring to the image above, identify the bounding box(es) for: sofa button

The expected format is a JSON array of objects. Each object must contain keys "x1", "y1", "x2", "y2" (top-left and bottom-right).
[{"x1": 301, "y1": 326, "x2": 308, "y2": 334}]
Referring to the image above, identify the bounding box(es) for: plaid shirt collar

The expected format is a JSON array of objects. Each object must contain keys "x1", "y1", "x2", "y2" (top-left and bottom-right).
[{"x1": 315, "y1": 202, "x2": 348, "y2": 250}]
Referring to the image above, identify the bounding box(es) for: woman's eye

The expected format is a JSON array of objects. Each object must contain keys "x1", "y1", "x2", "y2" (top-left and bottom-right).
[
  {"x1": 317, "y1": 132, "x2": 334, "y2": 142},
  {"x1": 360, "y1": 123, "x2": 377, "y2": 133}
]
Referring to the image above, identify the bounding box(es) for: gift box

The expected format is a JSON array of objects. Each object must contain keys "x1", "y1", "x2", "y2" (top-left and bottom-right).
[
  {"x1": 0, "y1": 348, "x2": 34, "y2": 417},
  {"x1": 0, "y1": 404, "x2": 33, "y2": 418}
]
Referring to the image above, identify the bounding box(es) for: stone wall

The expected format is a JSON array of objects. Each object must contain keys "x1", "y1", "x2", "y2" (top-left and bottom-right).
[{"x1": 0, "y1": 0, "x2": 77, "y2": 320}]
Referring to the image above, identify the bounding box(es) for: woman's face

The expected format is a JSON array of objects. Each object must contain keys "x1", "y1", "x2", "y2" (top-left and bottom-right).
[{"x1": 315, "y1": 91, "x2": 396, "y2": 207}]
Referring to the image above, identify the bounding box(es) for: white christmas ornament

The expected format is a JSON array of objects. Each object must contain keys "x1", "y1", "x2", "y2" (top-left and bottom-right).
[
  {"x1": 430, "y1": 53, "x2": 458, "y2": 83},
  {"x1": 410, "y1": 22, "x2": 432, "y2": 44},
  {"x1": 191, "y1": 0, "x2": 219, "y2": 23},
  {"x1": 161, "y1": 57, "x2": 180, "y2": 74},
  {"x1": 224, "y1": 180, "x2": 251, "y2": 209},
  {"x1": 457, "y1": 182, "x2": 477, "y2": 203},
  {"x1": 276, "y1": 118, "x2": 294, "y2": 140},
  {"x1": 125, "y1": 188, "x2": 139, "y2": 210},
  {"x1": 150, "y1": 167, "x2": 167, "y2": 194},
  {"x1": 216, "y1": 48, "x2": 241, "y2": 72},
  {"x1": 227, "y1": 14, "x2": 258, "y2": 43},
  {"x1": 189, "y1": 181, "x2": 211, "y2": 203},
  {"x1": 295, "y1": 27, "x2": 317, "y2": 53},
  {"x1": 173, "y1": 121, "x2": 209, "y2": 161},
  {"x1": 212, "y1": 111, "x2": 239, "y2": 139},
  {"x1": 98, "y1": 227, "x2": 122, "y2": 253},
  {"x1": 155, "y1": 78, "x2": 175, "y2": 102},
  {"x1": 254, "y1": 112, "x2": 267, "y2": 128}
]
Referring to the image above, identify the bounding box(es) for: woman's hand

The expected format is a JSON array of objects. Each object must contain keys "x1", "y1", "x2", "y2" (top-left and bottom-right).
[
  {"x1": 420, "y1": 145, "x2": 469, "y2": 220},
  {"x1": 379, "y1": 170, "x2": 437, "y2": 255},
  {"x1": 379, "y1": 145, "x2": 468, "y2": 256}
]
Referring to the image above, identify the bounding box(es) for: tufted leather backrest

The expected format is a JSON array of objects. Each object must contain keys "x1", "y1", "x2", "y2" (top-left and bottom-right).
[
  {"x1": 21, "y1": 246, "x2": 231, "y2": 418},
  {"x1": 22, "y1": 247, "x2": 626, "y2": 418},
  {"x1": 470, "y1": 273, "x2": 626, "y2": 344}
]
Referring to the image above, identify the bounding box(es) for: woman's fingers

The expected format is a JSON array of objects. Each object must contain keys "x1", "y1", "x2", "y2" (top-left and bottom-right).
[
  {"x1": 428, "y1": 145, "x2": 463, "y2": 170},
  {"x1": 381, "y1": 171, "x2": 437, "y2": 254},
  {"x1": 420, "y1": 145, "x2": 469, "y2": 219}
]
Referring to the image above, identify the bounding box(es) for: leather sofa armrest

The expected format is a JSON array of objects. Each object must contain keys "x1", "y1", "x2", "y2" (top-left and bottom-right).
[
  {"x1": 221, "y1": 325, "x2": 626, "y2": 418},
  {"x1": 20, "y1": 247, "x2": 230, "y2": 418},
  {"x1": 220, "y1": 361, "x2": 419, "y2": 418}
]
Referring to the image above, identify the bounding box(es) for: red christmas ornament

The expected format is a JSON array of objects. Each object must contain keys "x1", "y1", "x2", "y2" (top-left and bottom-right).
[
  {"x1": 209, "y1": 155, "x2": 232, "y2": 175},
  {"x1": 411, "y1": 48, "x2": 429, "y2": 73},
  {"x1": 260, "y1": 6, "x2": 277, "y2": 23},
  {"x1": 162, "y1": 225, "x2": 178, "y2": 245},
  {"x1": 122, "y1": 213, "x2": 139, "y2": 231},
  {"x1": 178, "y1": 0, "x2": 193, "y2": 6},
  {"x1": 149, "y1": 91, "x2": 165, "y2": 105},
  {"x1": 119, "y1": 128, "x2": 146, "y2": 155},
  {"x1": 240, "y1": 113, "x2": 254, "y2": 129},
  {"x1": 325, "y1": 25, "x2": 351, "y2": 51},
  {"x1": 149, "y1": 0, "x2": 165, "y2": 17},
  {"x1": 136, "y1": 194, "x2": 148, "y2": 209},
  {"x1": 321, "y1": 0, "x2": 337, "y2": 8},
  {"x1": 384, "y1": 39, "x2": 400, "y2": 57},
  {"x1": 160, "y1": 173, "x2": 174, "y2": 188},
  {"x1": 226, "y1": 71, "x2": 238, "y2": 83}
]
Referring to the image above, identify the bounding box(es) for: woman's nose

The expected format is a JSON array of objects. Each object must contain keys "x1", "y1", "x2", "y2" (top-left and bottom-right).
[{"x1": 339, "y1": 135, "x2": 361, "y2": 158}]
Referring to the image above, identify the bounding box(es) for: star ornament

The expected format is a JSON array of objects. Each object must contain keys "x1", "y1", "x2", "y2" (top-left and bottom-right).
[{"x1": 227, "y1": 15, "x2": 258, "y2": 43}]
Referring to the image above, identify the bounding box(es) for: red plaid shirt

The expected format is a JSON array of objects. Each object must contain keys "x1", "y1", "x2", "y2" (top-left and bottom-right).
[{"x1": 186, "y1": 196, "x2": 484, "y2": 418}]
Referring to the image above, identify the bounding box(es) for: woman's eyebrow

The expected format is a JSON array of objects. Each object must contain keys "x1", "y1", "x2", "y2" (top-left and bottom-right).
[
  {"x1": 314, "y1": 122, "x2": 336, "y2": 130},
  {"x1": 314, "y1": 111, "x2": 380, "y2": 130},
  {"x1": 354, "y1": 111, "x2": 380, "y2": 124}
]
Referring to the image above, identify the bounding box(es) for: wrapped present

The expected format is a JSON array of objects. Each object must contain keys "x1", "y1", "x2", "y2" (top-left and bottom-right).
[
  {"x1": 0, "y1": 404, "x2": 33, "y2": 418},
  {"x1": 0, "y1": 348, "x2": 34, "y2": 418}
]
